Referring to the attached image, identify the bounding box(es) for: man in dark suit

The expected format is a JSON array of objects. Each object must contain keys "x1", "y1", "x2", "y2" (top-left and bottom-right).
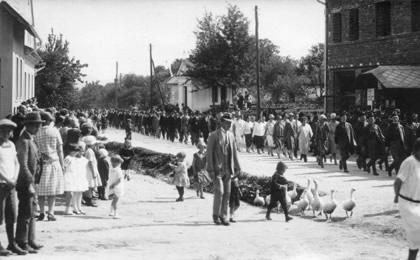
[
  {"x1": 335, "y1": 112, "x2": 357, "y2": 173},
  {"x1": 15, "y1": 112, "x2": 44, "y2": 254},
  {"x1": 207, "y1": 113, "x2": 241, "y2": 226}
]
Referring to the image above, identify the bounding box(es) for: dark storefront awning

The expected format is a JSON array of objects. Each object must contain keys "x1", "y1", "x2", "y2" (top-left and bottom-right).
[
  {"x1": 364, "y1": 66, "x2": 420, "y2": 89},
  {"x1": 0, "y1": 1, "x2": 40, "y2": 39}
]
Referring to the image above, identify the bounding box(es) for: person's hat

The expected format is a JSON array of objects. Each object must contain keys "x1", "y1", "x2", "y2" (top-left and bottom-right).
[
  {"x1": 269, "y1": 114, "x2": 275, "y2": 119},
  {"x1": 98, "y1": 148, "x2": 109, "y2": 158},
  {"x1": 110, "y1": 154, "x2": 124, "y2": 163},
  {"x1": 289, "y1": 113, "x2": 295, "y2": 118},
  {"x1": 330, "y1": 113, "x2": 336, "y2": 119},
  {"x1": 81, "y1": 122, "x2": 93, "y2": 129},
  {"x1": 40, "y1": 111, "x2": 54, "y2": 122},
  {"x1": 83, "y1": 135, "x2": 96, "y2": 146},
  {"x1": 23, "y1": 112, "x2": 45, "y2": 124},
  {"x1": 0, "y1": 119, "x2": 17, "y2": 128},
  {"x1": 221, "y1": 113, "x2": 233, "y2": 122},
  {"x1": 319, "y1": 114, "x2": 327, "y2": 120},
  {"x1": 340, "y1": 111, "x2": 348, "y2": 117}
]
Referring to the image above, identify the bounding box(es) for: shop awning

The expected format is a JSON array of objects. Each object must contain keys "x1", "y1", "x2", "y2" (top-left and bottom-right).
[
  {"x1": 0, "y1": 1, "x2": 40, "y2": 39},
  {"x1": 364, "y1": 66, "x2": 420, "y2": 89}
]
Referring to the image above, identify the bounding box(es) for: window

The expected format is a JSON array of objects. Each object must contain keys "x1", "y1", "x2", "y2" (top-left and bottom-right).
[
  {"x1": 349, "y1": 9, "x2": 359, "y2": 41},
  {"x1": 332, "y1": 13, "x2": 342, "y2": 43},
  {"x1": 376, "y1": 1, "x2": 391, "y2": 37},
  {"x1": 413, "y1": 0, "x2": 420, "y2": 32}
]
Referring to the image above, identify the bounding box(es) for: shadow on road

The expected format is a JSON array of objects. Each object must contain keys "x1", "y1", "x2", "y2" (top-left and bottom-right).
[{"x1": 363, "y1": 210, "x2": 399, "y2": 218}]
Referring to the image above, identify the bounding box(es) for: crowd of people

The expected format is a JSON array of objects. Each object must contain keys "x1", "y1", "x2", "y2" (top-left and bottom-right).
[
  {"x1": 1, "y1": 100, "x2": 420, "y2": 259},
  {"x1": 0, "y1": 103, "x2": 133, "y2": 256}
]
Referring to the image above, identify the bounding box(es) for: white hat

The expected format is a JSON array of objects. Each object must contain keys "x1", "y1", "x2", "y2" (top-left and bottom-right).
[
  {"x1": 98, "y1": 148, "x2": 108, "y2": 158},
  {"x1": 83, "y1": 135, "x2": 96, "y2": 146}
]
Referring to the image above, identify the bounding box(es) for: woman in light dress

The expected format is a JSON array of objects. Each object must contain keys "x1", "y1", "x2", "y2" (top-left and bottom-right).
[{"x1": 298, "y1": 116, "x2": 313, "y2": 162}]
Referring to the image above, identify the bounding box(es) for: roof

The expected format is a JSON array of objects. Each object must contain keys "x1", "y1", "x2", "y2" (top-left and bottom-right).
[
  {"x1": 0, "y1": 1, "x2": 40, "y2": 39},
  {"x1": 364, "y1": 66, "x2": 420, "y2": 89}
]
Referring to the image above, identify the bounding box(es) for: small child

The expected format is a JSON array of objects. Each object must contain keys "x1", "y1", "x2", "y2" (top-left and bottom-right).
[
  {"x1": 97, "y1": 148, "x2": 110, "y2": 200},
  {"x1": 266, "y1": 161, "x2": 293, "y2": 222},
  {"x1": 229, "y1": 175, "x2": 242, "y2": 223},
  {"x1": 169, "y1": 152, "x2": 189, "y2": 202},
  {"x1": 107, "y1": 155, "x2": 125, "y2": 219},
  {"x1": 192, "y1": 142, "x2": 210, "y2": 199},
  {"x1": 63, "y1": 143, "x2": 89, "y2": 215}
]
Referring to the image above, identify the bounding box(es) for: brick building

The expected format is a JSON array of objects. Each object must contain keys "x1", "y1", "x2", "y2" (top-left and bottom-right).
[{"x1": 326, "y1": 0, "x2": 420, "y2": 114}]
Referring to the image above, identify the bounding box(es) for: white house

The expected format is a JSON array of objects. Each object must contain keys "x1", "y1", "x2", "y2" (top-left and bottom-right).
[
  {"x1": 166, "y1": 60, "x2": 233, "y2": 112},
  {"x1": 0, "y1": 0, "x2": 42, "y2": 118}
]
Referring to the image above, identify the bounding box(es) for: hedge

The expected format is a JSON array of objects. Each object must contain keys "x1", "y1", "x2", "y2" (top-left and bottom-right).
[{"x1": 104, "y1": 141, "x2": 307, "y2": 206}]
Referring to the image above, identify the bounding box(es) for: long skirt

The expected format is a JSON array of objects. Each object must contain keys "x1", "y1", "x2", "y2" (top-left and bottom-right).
[
  {"x1": 266, "y1": 135, "x2": 275, "y2": 148},
  {"x1": 328, "y1": 135, "x2": 337, "y2": 154},
  {"x1": 399, "y1": 198, "x2": 420, "y2": 249},
  {"x1": 36, "y1": 161, "x2": 64, "y2": 196}
]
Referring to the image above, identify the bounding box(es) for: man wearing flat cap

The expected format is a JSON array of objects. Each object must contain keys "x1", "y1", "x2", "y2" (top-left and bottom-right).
[
  {"x1": 207, "y1": 113, "x2": 241, "y2": 226},
  {"x1": 15, "y1": 112, "x2": 44, "y2": 253},
  {"x1": 0, "y1": 119, "x2": 22, "y2": 255}
]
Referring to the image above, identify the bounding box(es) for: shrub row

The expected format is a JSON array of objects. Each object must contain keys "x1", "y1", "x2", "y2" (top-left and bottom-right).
[{"x1": 104, "y1": 142, "x2": 306, "y2": 206}]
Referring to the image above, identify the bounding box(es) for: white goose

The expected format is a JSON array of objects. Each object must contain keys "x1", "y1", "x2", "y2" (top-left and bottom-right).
[
  {"x1": 310, "y1": 180, "x2": 324, "y2": 217},
  {"x1": 254, "y1": 190, "x2": 265, "y2": 206},
  {"x1": 305, "y1": 179, "x2": 314, "y2": 210},
  {"x1": 323, "y1": 190, "x2": 338, "y2": 222},
  {"x1": 342, "y1": 188, "x2": 356, "y2": 218},
  {"x1": 287, "y1": 183, "x2": 298, "y2": 202},
  {"x1": 296, "y1": 189, "x2": 309, "y2": 215}
]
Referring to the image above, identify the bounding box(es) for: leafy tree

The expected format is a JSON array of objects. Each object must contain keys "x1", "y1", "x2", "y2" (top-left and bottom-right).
[
  {"x1": 187, "y1": 5, "x2": 252, "y2": 100},
  {"x1": 297, "y1": 43, "x2": 324, "y2": 97},
  {"x1": 78, "y1": 81, "x2": 104, "y2": 109},
  {"x1": 35, "y1": 30, "x2": 87, "y2": 109}
]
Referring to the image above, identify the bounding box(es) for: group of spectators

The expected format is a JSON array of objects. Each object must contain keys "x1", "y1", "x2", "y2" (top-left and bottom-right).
[{"x1": 0, "y1": 103, "x2": 134, "y2": 256}]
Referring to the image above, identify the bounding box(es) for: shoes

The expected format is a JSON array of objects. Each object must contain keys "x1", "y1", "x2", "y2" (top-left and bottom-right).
[
  {"x1": 344, "y1": 170, "x2": 349, "y2": 173},
  {"x1": 7, "y1": 243, "x2": 27, "y2": 255},
  {"x1": 28, "y1": 241, "x2": 43, "y2": 250},
  {"x1": 175, "y1": 197, "x2": 184, "y2": 202},
  {"x1": 0, "y1": 243, "x2": 11, "y2": 256},
  {"x1": 219, "y1": 217, "x2": 230, "y2": 226},
  {"x1": 17, "y1": 243, "x2": 37, "y2": 254},
  {"x1": 266, "y1": 213, "x2": 272, "y2": 221},
  {"x1": 37, "y1": 213, "x2": 45, "y2": 221},
  {"x1": 212, "y1": 215, "x2": 221, "y2": 225},
  {"x1": 200, "y1": 196, "x2": 205, "y2": 199},
  {"x1": 79, "y1": 210, "x2": 86, "y2": 215},
  {"x1": 47, "y1": 213, "x2": 56, "y2": 221},
  {"x1": 229, "y1": 218, "x2": 236, "y2": 223},
  {"x1": 286, "y1": 216, "x2": 293, "y2": 222},
  {"x1": 73, "y1": 211, "x2": 81, "y2": 215},
  {"x1": 373, "y1": 172, "x2": 379, "y2": 176}
]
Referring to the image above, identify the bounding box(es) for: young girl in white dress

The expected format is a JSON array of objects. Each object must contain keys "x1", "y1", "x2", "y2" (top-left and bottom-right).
[
  {"x1": 169, "y1": 152, "x2": 189, "y2": 202},
  {"x1": 107, "y1": 155, "x2": 125, "y2": 219}
]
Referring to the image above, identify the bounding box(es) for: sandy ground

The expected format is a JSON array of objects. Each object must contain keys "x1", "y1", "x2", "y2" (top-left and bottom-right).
[{"x1": 5, "y1": 128, "x2": 408, "y2": 260}]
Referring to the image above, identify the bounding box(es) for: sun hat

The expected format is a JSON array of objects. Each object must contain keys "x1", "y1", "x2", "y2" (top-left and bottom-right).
[
  {"x1": 23, "y1": 112, "x2": 45, "y2": 124},
  {"x1": 221, "y1": 113, "x2": 233, "y2": 122},
  {"x1": 0, "y1": 119, "x2": 17, "y2": 128},
  {"x1": 40, "y1": 111, "x2": 54, "y2": 122},
  {"x1": 98, "y1": 148, "x2": 108, "y2": 158}
]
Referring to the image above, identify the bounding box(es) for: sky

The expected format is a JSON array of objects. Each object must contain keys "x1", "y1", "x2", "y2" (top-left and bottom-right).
[{"x1": 34, "y1": 0, "x2": 325, "y2": 86}]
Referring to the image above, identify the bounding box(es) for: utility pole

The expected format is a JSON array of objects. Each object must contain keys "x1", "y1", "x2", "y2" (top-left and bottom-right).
[
  {"x1": 255, "y1": 6, "x2": 261, "y2": 118},
  {"x1": 317, "y1": 0, "x2": 328, "y2": 112},
  {"x1": 115, "y1": 61, "x2": 118, "y2": 108},
  {"x1": 150, "y1": 44, "x2": 153, "y2": 108}
]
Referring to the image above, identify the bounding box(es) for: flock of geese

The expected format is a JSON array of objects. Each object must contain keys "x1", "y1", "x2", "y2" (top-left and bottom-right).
[{"x1": 254, "y1": 179, "x2": 357, "y2": 222}]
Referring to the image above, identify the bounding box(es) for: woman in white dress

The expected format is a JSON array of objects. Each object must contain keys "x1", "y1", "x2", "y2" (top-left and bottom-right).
[
  {"x1": 394, "y1": 138, "x2": 420, "y2": 260},
  {"x1": 298, "y1": 116, "x2": 313, "y2": 162}
]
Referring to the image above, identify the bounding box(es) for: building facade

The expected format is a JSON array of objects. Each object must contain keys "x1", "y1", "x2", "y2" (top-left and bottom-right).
[
  {"x1": 326, "y1": 0, "x2": 420, "y2": 114},
  {"x1": 0, "y1": 0, "x2": 41, "y2": 118},
  {"x1": 166, "y1": 60, "x2": 233, "y2": 112}
]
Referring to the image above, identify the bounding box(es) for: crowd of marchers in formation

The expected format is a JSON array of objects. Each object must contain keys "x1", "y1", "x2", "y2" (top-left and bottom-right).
[
  {"x1": 105, "y1": 105, "x2": 415, "y2": 178},
  {"x1": 0, "y1": 102, "x2": 134, "y2": 257}
]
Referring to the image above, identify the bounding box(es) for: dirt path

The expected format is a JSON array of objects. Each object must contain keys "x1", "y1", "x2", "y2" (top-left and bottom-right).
[{"x1": 31, "y1": 173, "x2": 404, "y2": 260}]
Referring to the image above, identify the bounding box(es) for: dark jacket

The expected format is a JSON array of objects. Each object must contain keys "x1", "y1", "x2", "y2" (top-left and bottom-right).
[
  {"x1": 16, "y1": 131, "x2": 39, "y2": 191},
  {"x1": 271, "y1": 172, "x2": 288, "y2": 193}
]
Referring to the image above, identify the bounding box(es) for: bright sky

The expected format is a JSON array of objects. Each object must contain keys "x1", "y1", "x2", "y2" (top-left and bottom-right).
[{"x1": 34, "y1": 0, "x2": 325, "y2": 86}]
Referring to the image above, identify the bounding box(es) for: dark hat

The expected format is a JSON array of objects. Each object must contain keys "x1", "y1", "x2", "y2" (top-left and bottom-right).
[
  {"x1": 0, "y1": 119, "x2": 17, "y2": 128},
  {"x1": 40, "y1": 111, "x2": 54, "y2": 122},
  {"x1": 221, "y1": 113, "x2": 233, "y2": 122},
  {"x1": 340, "y1": 111, "x2": 348, "y2": 117},
  {"x1": 23, "y1": 112, "x2": 45, "y2": 124}
]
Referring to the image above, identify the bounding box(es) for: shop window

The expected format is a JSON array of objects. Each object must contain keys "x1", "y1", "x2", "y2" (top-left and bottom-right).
[
  {"x1": 376, "y1": 1, "x2": 391, "y2": 37},
  {"x1": 349, "y1": 9, "x2": 359, "y2": 41},
  {"x1": 332, "y1": 12, "x2": 342, "y2": 43},
  {"x1": 412, "y1": 0, "x2": 420, "y2": 32}
]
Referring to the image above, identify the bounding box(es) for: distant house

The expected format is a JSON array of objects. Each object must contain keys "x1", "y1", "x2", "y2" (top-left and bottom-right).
[
  {"x1": 0, "y1": 0, "x2": 42, "y2": 118},
  {"x1": 165, "y1": 59, "x2": 233, "y2": 112}
]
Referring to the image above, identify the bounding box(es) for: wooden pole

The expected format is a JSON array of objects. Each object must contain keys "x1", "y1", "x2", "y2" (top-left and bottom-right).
[
  {"x1": 151, "y1": 59, "x2": 166, "y2": 106},
  {"x1": 150, "y1": 44, "x2": 153, "y2": 108},
  {"x1": 115, "y1": 61, "x2": 118, "y2": 108},
  {"x1": 255, "y1": 6, "x2": 261, "y2": 118}
]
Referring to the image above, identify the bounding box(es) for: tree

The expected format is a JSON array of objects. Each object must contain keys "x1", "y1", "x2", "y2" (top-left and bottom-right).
[
  {"x1": 35, "y1": 30, "x2": 88, "y2": 109},
  {"x1": 297, "y1": 43, "x2": 325, "y2": 98},
  {"x1": 187, "y1": 5, "x2": 252, "y2": 100},
  {"x1": 78, "y1": 81, "x2": 104, "y2": 109}
]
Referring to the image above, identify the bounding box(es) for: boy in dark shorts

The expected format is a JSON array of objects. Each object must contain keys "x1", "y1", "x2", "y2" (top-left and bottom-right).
[
  {"x1": 266, "y1": 161, "x2": 293, "y2": 222},
  {"x1": 229, "y1": 176, "x2": 241, "y2": 223}
]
